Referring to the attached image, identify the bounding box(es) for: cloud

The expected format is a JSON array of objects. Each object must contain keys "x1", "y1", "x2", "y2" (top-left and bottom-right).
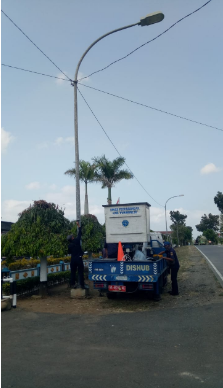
[
  {"x1": 200, "y1": 163, "x2": 221, "y2": 175},
  {"x1": 1, "y1": 127, "x2": 15, "y2": 153},
  {"x1": 25, "y1": 182, "x2": 41, "y2": 190},
  {"x1": 1, "y1": 200, "x2": 32, "y2": 222},
  {"x1": 149, "y1": 206, "x2": 210, "y2": 238},
  {"x1": 150, "y1": 207, "x2": 165, "y2": 226},
  {"x1": 1, "y1": 191, "x2": 206, "y2": 239},
  {"x1": 54, "y1": 136, "x2": 74, "y2": 146},
  {"x1": 55, "y1": 71, "x2": 72, "y2": 85},
  {"x1": 77, "y1": 72, "x2": 90, "y2": 82},
  {"x1": 89, "y1": 204, "x2": 104, "y2": 221},
  {"x1": 37, "y1": 137, "x2": 74, "y2": 149},
  {"x1": 1, "y1": 183, "x2": 105, "y2": 225},
  {"x1": 45, "y1": 185, "x2": 104, "y2": 221},
  {"x1": 55, "y1": 71, "x2": 89, "y2": 86},
  {"x1": 44, "y1": 185, "x2": 83, "y2": 220},
  {"x1": 62, "y1": 185, "x2": 76, "y2": 195}
]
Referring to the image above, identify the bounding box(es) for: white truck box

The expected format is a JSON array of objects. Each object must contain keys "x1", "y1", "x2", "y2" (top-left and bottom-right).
[{"x1": 103, "y1": 202, "x2": 151, "y2": 243}]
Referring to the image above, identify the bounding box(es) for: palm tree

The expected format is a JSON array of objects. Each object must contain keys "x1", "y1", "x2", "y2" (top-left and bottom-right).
[
  {"x1": 65, "y1": 160, "x2": 96, "y2": 215},
  {"x1": 93, "y1": 155, "x2": 133, "y2": 204}
]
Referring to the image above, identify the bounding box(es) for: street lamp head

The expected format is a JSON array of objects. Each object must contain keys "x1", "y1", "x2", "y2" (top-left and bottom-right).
[{"x1": 139, "y1": 12, "x2": 164, "y2": 27}]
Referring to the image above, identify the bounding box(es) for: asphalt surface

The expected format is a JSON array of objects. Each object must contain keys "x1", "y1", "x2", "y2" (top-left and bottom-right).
[
  {"x1": 196, "y1": 245, "x2": 223, "y2": 285},
  {"x1": 2, "y1": 304, "x2": 223, "y2": 388}
]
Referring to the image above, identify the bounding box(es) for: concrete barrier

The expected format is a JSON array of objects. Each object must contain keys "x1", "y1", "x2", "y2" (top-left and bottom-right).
[{"x1": 1, "y1": 298, "x2": 12, "y2": 311}]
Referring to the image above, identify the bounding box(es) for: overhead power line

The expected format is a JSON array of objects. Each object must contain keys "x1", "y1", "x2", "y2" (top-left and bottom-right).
[
  {"x1": 1, "y1": 64, "x2": 70, "y2": 81},
  {"x1": 78, "y1": 83, "x2": 223, "y2": 133},
  {"x1": 2, "y1": 62, "x2": 221, "y2": 133},
  {"x1": 1, "y1": 9, "x2": 71, "y2": 81},
  {"x1": 78, "y1": 0, "x2": 213, "y2": 81},
  {"x1": 77, "y1": 87, "x2": 164, "y2": 208}
]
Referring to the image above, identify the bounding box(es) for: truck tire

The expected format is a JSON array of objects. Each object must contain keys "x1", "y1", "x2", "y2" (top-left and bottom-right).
[{"x1": 106, "y1": 292, "x2": 117, "y2": 299}]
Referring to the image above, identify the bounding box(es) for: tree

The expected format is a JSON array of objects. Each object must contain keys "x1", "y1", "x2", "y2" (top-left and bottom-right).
[
  {"x1": 195, "y1": 213, "x2": 219, "y2": 232},
  {"x1": 71, "y1": 214, "x2": 105, "y2": 258},
  {"x1": 220, "y1": 214, "x2": 223, "y2": 235},
  {"x1": 93, "y1": 155, "x2": 133, "y2": 204},
  {"x1": 170, "y1": 224, "x2": 192, "y2": 245},
  {"x1": 184, "y1": 226, "x2": 193, "y2": 244},
  {"x1": 203, "y1": 229, "x2": 218, "y2": 244},
  {"x1": 169, "y1": 211, "x2": 187, "y2": 246},
  {"x1": 170, "y1": 211, "x2": 187, "y2": 225},
  {"x1": 214, "y1": 191, "x2": 223, "y2": 214},
  {"x1": 1, "y1": 200, "x2": 71, "y2": 296},
  {"x1": 65, "y1": 160, "x2": 96, "y2": 214}
]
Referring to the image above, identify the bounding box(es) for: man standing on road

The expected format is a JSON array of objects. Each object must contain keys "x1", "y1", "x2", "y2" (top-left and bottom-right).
[
  {"x1": 160, "y1": 241, "x2": 180, "y2": 296},
  {"x1": 67, "y1": 221, "x2": 86, "y2": 289}
]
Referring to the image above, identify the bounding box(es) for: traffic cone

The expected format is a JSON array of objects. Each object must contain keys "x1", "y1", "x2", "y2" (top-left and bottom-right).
[{"x1": 117, "y1": 241, "x2": 125, "y2": 261}]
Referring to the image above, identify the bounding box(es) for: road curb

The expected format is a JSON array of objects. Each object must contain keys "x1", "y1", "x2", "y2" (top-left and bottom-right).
[{"x1": 195, "y1": 246, "x2": 223, "y2": 288}]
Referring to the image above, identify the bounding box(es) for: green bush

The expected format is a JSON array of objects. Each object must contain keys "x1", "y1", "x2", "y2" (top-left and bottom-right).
[
  {"x1": 1, "y1": 200, "x2": 71, "y2": 261},
  {"x1": 2, "y1": 270, "x2": 71, "y2": 296},
  {"x1": 8, "y1": 258, "x2": 39, "y2": 271},
  {"x1": 71, "y1": 214, "x2": 105, "y2": 253},
  {"x1": 7, "y1": 257, "x2": 70, "y2": 271},
  {"x1": 2, "y1": 282, "x2": 10, "y2": 295},
  {"x1": 63, "y1": 256, "x2": 71, "y2": 263},
  {"x1": 47, "y1": 257, "x2": 62, "y2": 265}
]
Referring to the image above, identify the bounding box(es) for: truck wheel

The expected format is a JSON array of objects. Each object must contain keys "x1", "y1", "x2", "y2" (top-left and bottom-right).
[{"x1": 106, "y1": 292, "x2": 117, "y2": 299}]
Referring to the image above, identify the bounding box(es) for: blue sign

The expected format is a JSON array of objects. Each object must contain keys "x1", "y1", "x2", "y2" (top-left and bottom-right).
[{"x1": 122, "y1": 220, "x2": 129, "y2": 227}]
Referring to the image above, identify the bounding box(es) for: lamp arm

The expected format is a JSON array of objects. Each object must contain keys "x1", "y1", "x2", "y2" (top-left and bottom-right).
[{"x1": 74, "y1": 22, "x2": 138, "y2": 81}]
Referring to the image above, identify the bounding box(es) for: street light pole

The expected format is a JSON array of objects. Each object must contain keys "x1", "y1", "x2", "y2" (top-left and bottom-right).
[
  {"x1": 73, "y1": 12, "x2": 164, "y2": 221},
  {"x1": 164, "y1": 195, "x2": 184, "y2": 240}
]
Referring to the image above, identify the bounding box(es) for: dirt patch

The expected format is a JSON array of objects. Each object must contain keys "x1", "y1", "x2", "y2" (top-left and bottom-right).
[{"x1": 17, "y1": 246, "x2": 223, "y2": 315}]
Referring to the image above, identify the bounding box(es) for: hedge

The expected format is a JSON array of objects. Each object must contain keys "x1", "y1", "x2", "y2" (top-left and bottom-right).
[
  {"x1": 2, "y1": 253, "x2": 101, "y2": 271},
  {"x1": 2, "y1": 270, "x2": 71, "y2": 296}
]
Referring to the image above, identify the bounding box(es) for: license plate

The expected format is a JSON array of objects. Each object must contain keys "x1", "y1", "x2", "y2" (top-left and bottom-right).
[{"x1": 108, "y1": 285, "x2": 126, "y2": 292}]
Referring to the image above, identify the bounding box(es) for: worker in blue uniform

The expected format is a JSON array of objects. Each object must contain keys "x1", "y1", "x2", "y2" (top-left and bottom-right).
[
  {"x1": 160, "y1": 241, "x2": 180, "y2": 295},
  {"x1": 67, "y1": 221, "x2": 86, "y2": 289}
]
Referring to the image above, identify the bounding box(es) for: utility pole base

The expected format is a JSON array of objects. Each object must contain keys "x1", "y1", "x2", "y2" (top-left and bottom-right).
[
  {"x1": 1, "y1": 298, "x2": 12, "y2": 311},
  {"x1": 39, "y1": 282, "x2": 48, "y2": 298},
  {"x1": 71, "y1": 287, "x2": 89, "y2": 298}
]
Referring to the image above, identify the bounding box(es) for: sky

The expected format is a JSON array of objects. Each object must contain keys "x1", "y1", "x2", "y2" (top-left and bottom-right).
[{"x1": 1, "y1": 0, "x2": 222, "y2": 238}]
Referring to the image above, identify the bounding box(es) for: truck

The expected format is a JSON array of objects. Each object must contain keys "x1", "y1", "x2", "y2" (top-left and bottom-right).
[
  {"x1": 200, "y1": 236, "x2": 207, "y2": 245},
  {"x1": 88, "y1": 202, "x2": 169, "y2": 300}
]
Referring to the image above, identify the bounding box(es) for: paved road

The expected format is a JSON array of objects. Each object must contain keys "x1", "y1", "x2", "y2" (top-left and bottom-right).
[
  {"x1": 2, "y1": 304, "x2": 223, "y2": 388},
  {"x1": 196, "y1": 245, "x2": 223, "y2": 285}
]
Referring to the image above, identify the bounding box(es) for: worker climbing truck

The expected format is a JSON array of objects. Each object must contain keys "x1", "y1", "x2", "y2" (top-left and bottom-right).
[{"x1": 88, "y1": 202, "x2": 169, "y2": 300}]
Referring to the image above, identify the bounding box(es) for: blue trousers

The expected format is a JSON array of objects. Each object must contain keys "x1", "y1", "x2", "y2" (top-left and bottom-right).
[{"x1": 70, "y1": 256, "x2": 85, "y2": 287}]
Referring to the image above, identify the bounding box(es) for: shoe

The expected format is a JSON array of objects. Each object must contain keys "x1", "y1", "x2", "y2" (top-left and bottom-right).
[{"x1": 72, "y1": 284, "x2": 78, "y2": 289}]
